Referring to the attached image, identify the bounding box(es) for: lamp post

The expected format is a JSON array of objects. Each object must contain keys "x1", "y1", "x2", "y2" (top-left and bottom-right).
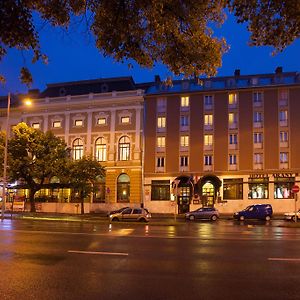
[{"x1": 1, "y1": 92, "x2": 11, "y2": 221}]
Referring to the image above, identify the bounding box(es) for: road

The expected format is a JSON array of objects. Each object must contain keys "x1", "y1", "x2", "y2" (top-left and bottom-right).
[{"x1": 0, "y1": 219, "x2": 300, "y2": 300}]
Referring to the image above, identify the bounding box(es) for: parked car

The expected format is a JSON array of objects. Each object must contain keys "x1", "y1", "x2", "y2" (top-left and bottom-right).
[
  {"x1": 109, "y1": 207, "x2": 151, "y2": 222},
  {"x1": 284, "y1": 210, "x2": 300, "y2": 221},
  {"x1": 185, "y1": 207, "x2": 219, "y2": 221},
  {"x1": 233, "y1": 204, "x2": 273, "y2": 221},
  {"x1": 107, "y1": 206, "x2": 130, "y2": 216}
]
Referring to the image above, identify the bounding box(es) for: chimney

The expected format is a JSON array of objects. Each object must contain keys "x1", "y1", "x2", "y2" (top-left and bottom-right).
[
  {"x1": 234, "y1": 69, "x2": 240, "y2": 76},
  {"x1": 275, "y1": 66, "x2": 283, "y2": 74}
]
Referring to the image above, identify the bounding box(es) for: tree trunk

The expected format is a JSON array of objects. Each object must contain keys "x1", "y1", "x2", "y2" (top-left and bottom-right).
[
  {"x1": 29, "y1": 188, "x2": 36, "y2": 212},
  {"x1": 80, "y1": 190, "x2": 84, "y2": 215}
]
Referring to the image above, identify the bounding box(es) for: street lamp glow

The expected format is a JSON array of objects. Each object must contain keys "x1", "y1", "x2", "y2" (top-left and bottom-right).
[{"x1": 24, "y1": 98, "x2": 32, "y2": 106}]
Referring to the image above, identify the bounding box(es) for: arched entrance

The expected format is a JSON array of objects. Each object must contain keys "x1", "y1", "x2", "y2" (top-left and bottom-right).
[
  {"x1": 173, "y1": 175, "x2": 192, "y2": 214},
  {"x1": 197, "y1": 175, "x2": 222, "y2": 207}
]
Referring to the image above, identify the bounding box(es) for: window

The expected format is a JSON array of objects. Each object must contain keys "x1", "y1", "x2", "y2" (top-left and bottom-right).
[
  {"x1": 97, "y1": 118, "x2": 106, "y2": 125},
  {"x1": 229, "y1": 134, "x2": 237, "y2": 145},
  {"x1": 274, "y1": 177, "x2": 295, "y2": 199},
  {"x1": 280, "y1": 152, "x2": 288, "y2": 163},
  {"x1": 228, "y1": 93, "x2": 238, "y2": 105},
  {"x1": 180, "y1": 135, "x2": 189, "y2": 147},
  {"x1": 228, "y1": 112, "x2": 238, "y2": 126},
  {"x1": 95, "y1": 137, "x2": 107, "y2": 162},
  {"x1": 204, "y1": 114, "x2": 213, "y2": 126},
  {"x1": 180, "y1": 156, "x2": 189, "y2": 167},
  {"x1": 204, "y1": 95, "x2": 213, "y2": 106},
  {"x1": 253, "y1": 132, "x2": 263, "y2": 144},
  {"x1": 279, "y1": 110, "x2": 288, "y2": 122},
  {"x1": 72, "y1": 138, "x2": 84, "y2": 160},
  {"x1": 204, "y1": 155, "x2": 213, "y2": 166},
  {"x1": 94, "y1": 176, "x2": 106, "y2": 203},
  {"x1": 280, "y1": 131, "x2": 288, "y2": 142},
  {"x1": 156, "y1": 157, "x2": 165, "y2": 168},
  {"x1": 52, "y1": 121, "x2": 61, "y2": 128},
  {"x1": 223, "y1": 178, "x2": 243, "y2": 200},
  {"x1": 180, "y1": 115, "x2": 189, "y2": 127},
  {"x1": 253, "y1": 92, "x2": 263, "y2": 104},
  {"x1": 157, "y1": 136, "x2": 166, "y2": 148},
  {"x1": 157, "y1": 116, "x2": 166, "y2": 128},
  {"x1": 151, "y1": 180, "x2": 170, "y2": 201},
  {"x1": 74, "y1": 119, "x2": 83, "y2": 127},
  {"x1": 32, "y1": 123, "x2": 40, "y2": 129},
  {"x1": 279, "y1": 89, "x2": 288, "y2": 101},
  {"x1": 204, "y1": 134, "x2": 213, "y2": 146},
  {"x1": 118, "y1": 136, "x2": 130, "y2": 161},
  {"x1": 117, "y1": 173, "x2": 130, "y2": 202},
  {"x1": 253, "y1": 111, "x2": 263, "y2": 123},
  {"x1": 254, "y1": 153, "x2": 263, "y2": 164},
  {"x1": 121, "y1": 116, "x2": 130, "y2": 124},
  {"x1": 181, "y1": 96, "x2": 189, "y2": 107},
  {"x1": 229, "y1": 154, "x2": 237, "y2": 165},
  {"x1": 157, "y1": 98, "x2": 167, "y2": 111},
  {"x1": 248, "y1": 177, "x2": 269, "y2": 199}
]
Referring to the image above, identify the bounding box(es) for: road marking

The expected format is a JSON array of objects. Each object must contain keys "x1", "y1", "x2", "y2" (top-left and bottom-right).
[
  {"x1": 68, "y1": 250, "x2": 129, "y2": 256},
  {"x1": 268, "y1": 258, "x2": 300, "y2": 262}
]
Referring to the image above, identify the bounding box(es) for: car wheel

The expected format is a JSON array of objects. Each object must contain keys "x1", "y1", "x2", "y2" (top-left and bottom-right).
[
  {"x1": 265, "y1": 215, "x2": 271, "y2": 221},
  {"x1": 292, "y1": 215, "x2": 297, "y2": 222},
  {"x1": 211, "y1": 215, "x2": 218, "y2": 221},
  {"x1": 112, "y1": 217, "x2": 119, "y2": 222},
  {"x1": 139, "y1": 218, "x2": 147, "y2": 222},
  {"x1": 239, "y1": 216, "x2": 245, "y2": 221},
  {"x1": 189, "y1": 215, "x2": 195, "y2": 221}
]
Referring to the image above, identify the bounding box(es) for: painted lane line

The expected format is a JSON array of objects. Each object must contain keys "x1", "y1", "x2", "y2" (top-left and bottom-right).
[
  {"x1": 268, "y1": 258, "x2": 300, "y2": 262},
  {"x1": 68, "y1": 250, "x2": 129, "y2": 256}
]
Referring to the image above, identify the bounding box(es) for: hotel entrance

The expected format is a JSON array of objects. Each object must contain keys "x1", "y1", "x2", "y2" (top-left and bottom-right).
[{"x1": 197, "y1": 175, "x2": 222, "y2": 207}]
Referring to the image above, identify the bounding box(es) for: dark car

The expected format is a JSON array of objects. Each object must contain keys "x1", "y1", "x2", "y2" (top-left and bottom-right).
[
  {"x1": 185, "y1": 207, "x2": 219, "y2": 221},
  {"x1": 233, "y1": 204, "x2": 273, "y2": 221},
  {"x1": 107, "y1": 206, "x2": 130, "y2": 216},
  {"x1": 110, "y1": 207, "x2": 151, "y2": 222}
]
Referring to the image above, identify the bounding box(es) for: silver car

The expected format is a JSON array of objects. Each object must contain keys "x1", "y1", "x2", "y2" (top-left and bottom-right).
[
  {"x1": 110, "y1": 207, "x2": 151, "y2": 222},
  {"x1": 185, "y1": 207, "x2": 219, "y2": 221},
  {"x1": 284, "y1": 210, "x2": 300, "y2": 221}
]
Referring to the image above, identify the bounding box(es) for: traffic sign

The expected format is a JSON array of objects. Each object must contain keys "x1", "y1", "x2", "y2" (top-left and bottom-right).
[{"x1": 292, "y1": 185, "x2": 300, "y2": 193}]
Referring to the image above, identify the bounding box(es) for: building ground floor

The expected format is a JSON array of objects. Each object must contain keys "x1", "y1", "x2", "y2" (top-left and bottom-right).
[{"x1": 3, "y1": 172, "x2": 299, "y2": 215}]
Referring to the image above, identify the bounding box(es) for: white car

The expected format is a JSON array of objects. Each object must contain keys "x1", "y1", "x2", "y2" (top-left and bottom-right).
[{"x1": 284, "y1": 210, "x2": 300, "y2": 221}]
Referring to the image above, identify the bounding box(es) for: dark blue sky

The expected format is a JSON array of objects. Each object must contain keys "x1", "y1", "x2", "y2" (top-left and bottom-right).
[{"x1": 1, "y1": 13, "x2": 300, "y2": 96}]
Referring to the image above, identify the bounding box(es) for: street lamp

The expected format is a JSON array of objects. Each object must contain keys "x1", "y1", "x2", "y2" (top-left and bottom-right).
[
  {"x1": 1, "y1": 95, "x2": 32, "y2": 221},
  {"x1": 1, "y1": 92, "x2": 11, "y2": 221}
]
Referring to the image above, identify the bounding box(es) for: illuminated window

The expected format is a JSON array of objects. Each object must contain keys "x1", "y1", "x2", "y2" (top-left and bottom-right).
[
  {"x1": 72, "y1": 138, "x2": 84, "y2": 160},
  {"x1": 118, "y1": 136, "x2": 130, "y2": 161},
  {"x1": 181, "y1": 96, "x2": 189, "y2": 107},
  {"x1": 95, "y1": 137, "x2": 107, "y2": 162},
  {"x1": 117, "y1": 173, "x2": 130, "y2": 203},
  {"x1": 180, "y1": 135, "x2": 189, "y2": 147},
  {"x1": 228, "y1": 93, "x2": 238, "y2": 105},
  {"x1": 223, "y1": 178, "x2": 243, "y2": 200},
  {"x1": 204, "y1": 114, "x2": 213, "y2": 126},
  {"x1": 121, "y1": 116, "x2": 130, "y2": 124},
  {"x1": 32, "y1": 123, "x2": 40, "y2": 129},
  {"x1": 157, "y1": 116, "x2": 166, "y2": 128},
  {"x1": 228, "y1": 112, "x2": 238, "y2": 125},
  {"x1": 74, "y1": 119, "x2": 83, "y2": 127},
  {"x1": 204, "y1": 134, "x2": 213, "y2": 146},
  {"x1": 97, "y1": 118, "x2": 106, "y2": 125},
  {"x1": 52, "y1": 121, "x2": 61, "y2": 128},
  {"x1": 157, "y1": 136, "x2": 166, "y2": 148}
]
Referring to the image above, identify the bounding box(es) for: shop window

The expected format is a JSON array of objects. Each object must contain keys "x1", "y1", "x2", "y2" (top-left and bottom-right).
[
  {"x1": 248, "y1": 177, "x2": 269, "y2": 199},
  {"x1": 151, "y1": 180, "x2": 170, "y2": 200},
  {"x1": 274, "y1": 177, "x2": 295, "y2": 199},
  {"x1": 118, "y1": 136, "x2": 130, "y2": 160},
  {"x1": 94, "y1": 175, "x2": 106, "y2": 203},
  {"x1": 117, "y1": 173, "x2": 130, "y2": 202},
  {"x1": 223, "y1": 178, "x2": 243, "y2": 200}
]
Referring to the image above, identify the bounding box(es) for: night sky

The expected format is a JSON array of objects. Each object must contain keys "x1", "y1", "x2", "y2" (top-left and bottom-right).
[{"x1": 1, "y1": 13, "x2": 300, "y2": 96}]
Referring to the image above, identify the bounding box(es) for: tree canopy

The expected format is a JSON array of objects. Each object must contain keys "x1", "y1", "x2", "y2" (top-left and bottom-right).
[{"x1": 1, "y1": 0, "x2": 299, "y2": 85}]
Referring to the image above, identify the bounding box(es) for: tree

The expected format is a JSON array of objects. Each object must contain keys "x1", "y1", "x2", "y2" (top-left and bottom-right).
[
  {"x1": 67, "y1": 156, "x2": 105, "y2": 214},
  {"x1": 1, "y1": 1, "x2": 299, "y2": 85},
  {"x1": 8, "y1": 123, "x2": 70, "y2": 212}
]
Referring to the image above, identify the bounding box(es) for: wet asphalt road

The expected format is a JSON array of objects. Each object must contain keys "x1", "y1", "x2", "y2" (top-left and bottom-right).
[{"x1": 0, "y1": 219, "x2": 300, "y2": 300}]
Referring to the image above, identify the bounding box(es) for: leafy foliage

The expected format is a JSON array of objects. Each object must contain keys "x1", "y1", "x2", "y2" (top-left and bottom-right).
[{"x1": 1, "y1": 1, "x2": 299, "y2": 85}]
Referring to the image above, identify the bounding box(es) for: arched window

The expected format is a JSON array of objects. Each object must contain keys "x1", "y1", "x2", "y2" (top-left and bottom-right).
[
  {"x1": 118, "y1": 136, "x2": 130, "y2": 161},
  {"x1": 117, "y1": 173, "x2": 130, "y2": 202},
  {"x1": 94, "y1": 175, "x2": 106, "y2": 203},
  {"x1": 73, "y1": 138, "x2": 84, "y2": 160},
  {"x1": 95, "y1": 137, "x2": 107, "y2": 161}
]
